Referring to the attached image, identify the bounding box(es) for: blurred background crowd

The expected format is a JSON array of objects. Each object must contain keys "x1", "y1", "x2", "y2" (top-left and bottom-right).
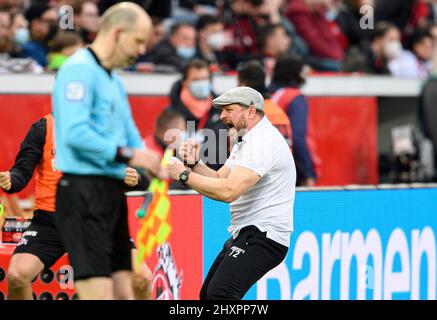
[
  {"x1": 0, "y1": 0, "x2": 437, "y2": 77},
  {"x1": 1, "y1": 0, "x2": 437, "y2": 188}
]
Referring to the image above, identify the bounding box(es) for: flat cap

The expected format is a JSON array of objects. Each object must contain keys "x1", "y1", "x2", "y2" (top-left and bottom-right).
[{"x1": 212, "y1": 86, "x2": 264, "y2": 111}]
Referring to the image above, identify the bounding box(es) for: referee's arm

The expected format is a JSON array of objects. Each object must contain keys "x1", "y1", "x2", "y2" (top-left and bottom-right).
[{"x1": 184, "y1": 165, "x2": 260, "y2": 203}]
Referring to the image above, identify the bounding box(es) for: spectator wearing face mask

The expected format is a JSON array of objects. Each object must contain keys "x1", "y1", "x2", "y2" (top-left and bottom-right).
[
  {"x1": 388, "y1": 29, "x2": 434, "y2": 79},
  {"x1": 10, "y1": 10, "x2": 28, "y2": 56},
  {"x1": 21, "y1": 3, "x2": 59, "y2": 68},
  {"x1": 195, "y1": 14, "x2": 227, "y2": 72},
  {"x1": 344, "y1": 21, "x2": 402, "y2": 74},
  {"x1": 145, "y1": 22, "x2": 196, "y2": 72},
  {"x1": 168, "y1": 59, "x2": 228, "y2": 170},
  {"x1": 0, "y1": 9, "x2": 42, "y2": 73}
]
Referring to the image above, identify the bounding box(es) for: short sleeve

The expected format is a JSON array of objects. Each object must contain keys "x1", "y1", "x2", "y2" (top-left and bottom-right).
[{"x1": 234, "y1": 137, "x2": 274, "y2": 178}]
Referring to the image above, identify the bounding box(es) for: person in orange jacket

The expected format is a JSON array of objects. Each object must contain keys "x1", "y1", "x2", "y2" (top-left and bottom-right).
[{"x1": 0, "y1": 114, "x2": 152, "y2": 300}]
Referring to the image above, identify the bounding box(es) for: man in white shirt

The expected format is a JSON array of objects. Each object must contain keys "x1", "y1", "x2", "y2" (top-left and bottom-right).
[{"x1": 168, "y1": 86, "x2": 296, "y2": 300}]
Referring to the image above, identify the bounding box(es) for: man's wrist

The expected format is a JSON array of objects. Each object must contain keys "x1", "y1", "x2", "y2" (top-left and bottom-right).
[
  {"x1": 184, "y1": 159, "x2": 199, "y2": 169},
  {"x1": 179, "y1": 169, "x2": 191, "y2": 186},
  {"x1": 115, "y1": 147, "x2": 134, "y2": 164},
  {"x1": 0, "y1": 182, "x2": 12, "y2": 192}
]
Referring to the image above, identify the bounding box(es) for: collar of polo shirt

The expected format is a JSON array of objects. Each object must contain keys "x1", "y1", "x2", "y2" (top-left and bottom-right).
[{"x1": 240, "y1": 116, "x2": 269, "y2": 143}]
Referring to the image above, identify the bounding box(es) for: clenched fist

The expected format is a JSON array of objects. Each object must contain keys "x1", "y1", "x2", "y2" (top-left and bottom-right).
[
  {"x1": 178, "y1": 138, "x2": 199, "y2": 166},
  {"x1": 124, "y1": 167, "x2": 139, "y2": 187},
  {"x1": 0, "y1": 171, "x2": 12, "y2": 191},
  {"x1": 168, "y1": 157, "x2": 187, "y2": 181}
]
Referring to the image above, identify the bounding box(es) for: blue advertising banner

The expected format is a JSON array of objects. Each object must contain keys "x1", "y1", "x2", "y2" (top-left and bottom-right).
[{"x1": 202, "y1": 188, "x2": 437, "y2": 300}]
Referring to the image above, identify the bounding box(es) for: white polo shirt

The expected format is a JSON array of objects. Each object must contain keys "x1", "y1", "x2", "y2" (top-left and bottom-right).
[{"x1": 225, "y1": 116, "x2": 296, "y2": 247}]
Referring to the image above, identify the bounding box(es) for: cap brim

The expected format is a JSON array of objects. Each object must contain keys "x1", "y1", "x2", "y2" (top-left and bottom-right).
[
  {"x1": 212, "y1": 101, "x2": 233, "y2": 109},
  {"x1": 213, "y1": 101, "x2": 255, "y2": 109}
]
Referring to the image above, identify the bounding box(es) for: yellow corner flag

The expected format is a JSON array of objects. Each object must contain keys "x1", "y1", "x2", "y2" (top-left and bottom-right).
[{"x1": 135, "y1": 148, "x2": 174, "y2": 269}]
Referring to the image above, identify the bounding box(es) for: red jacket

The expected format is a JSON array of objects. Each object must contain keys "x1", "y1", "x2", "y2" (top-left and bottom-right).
[{"x1": 286, "y1": 0, "x2": 344, "y2": 61}]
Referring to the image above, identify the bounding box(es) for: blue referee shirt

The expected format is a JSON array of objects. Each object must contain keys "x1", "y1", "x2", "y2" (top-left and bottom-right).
[{"x1": 52, "y1": 48, "x2": 144, "y2": 180}]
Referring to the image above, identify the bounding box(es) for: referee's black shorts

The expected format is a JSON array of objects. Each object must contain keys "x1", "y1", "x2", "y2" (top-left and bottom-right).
[{"x1": 55, "y1": 174, "x2": 132, "y2": 281}]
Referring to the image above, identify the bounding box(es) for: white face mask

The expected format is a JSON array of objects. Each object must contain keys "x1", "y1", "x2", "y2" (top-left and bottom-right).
[
  {"x1": 384, "y1": 40, "x2": 402, "y2": 59},
  {"x1": 13, "y1": 27, "x2": 29, "y2": 45},
  {"x1": 325, "y1": 9, "x2": 339, "y2": 22},
  {"x1": 206, "y1": 32, "x2": 227, "y2": 51}
]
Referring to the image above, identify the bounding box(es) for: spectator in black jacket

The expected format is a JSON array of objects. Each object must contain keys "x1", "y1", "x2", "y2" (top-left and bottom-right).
[
  {"x1": 143, "y1": 22, "x2": 197, "y2": 72},
  {"x1": 168, "y1": 59, "x2": 228, "y2": 170}
]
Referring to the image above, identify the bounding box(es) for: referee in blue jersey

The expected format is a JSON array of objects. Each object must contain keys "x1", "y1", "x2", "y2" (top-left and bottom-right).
[{"x1": 52, "y1": 3, "x2": 165, "y2": 300}]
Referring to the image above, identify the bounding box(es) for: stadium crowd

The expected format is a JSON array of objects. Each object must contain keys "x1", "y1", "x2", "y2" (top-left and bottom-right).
[
  {"x1": 0, "y1": 0, "x2": 436, "y2": 77},
  {"x1": 0, "y1": 0, "x2": 436, "y2": 185}
]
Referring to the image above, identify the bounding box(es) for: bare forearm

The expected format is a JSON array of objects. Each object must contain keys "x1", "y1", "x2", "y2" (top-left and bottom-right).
[
  {"x1": 192, "y1": 162, "x2": 219, "y2": 178},
  {"x1": 186, "y1": 172, "x2": 231, "y2": 202}
]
